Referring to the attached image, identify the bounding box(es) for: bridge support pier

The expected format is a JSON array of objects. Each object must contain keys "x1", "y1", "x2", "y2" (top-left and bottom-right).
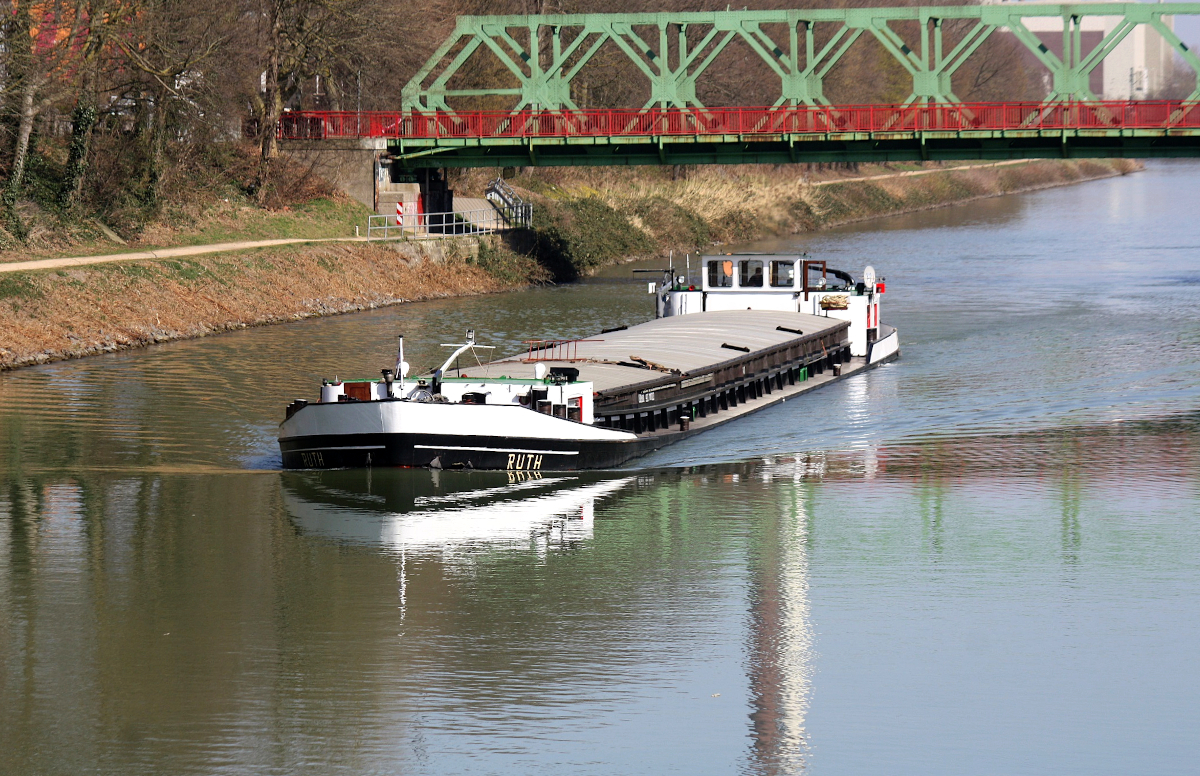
[
  {"x1": 414, "y1": 169, "x2": 454, "y2": 233},
  {"x1": 278, "y1": 138, "x2": 385, "y2": 210}
]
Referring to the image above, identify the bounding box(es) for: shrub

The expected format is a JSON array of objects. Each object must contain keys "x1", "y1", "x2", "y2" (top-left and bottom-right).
[
  {"x1": 475, "y1": 240, "x2": 550, "y2": 286},
  {"x1": 529, "y1": 197, "x2": 653, "y2": 280},
  {"x1": 632, "y1": 196, "x2": 711, "y2": 248}
]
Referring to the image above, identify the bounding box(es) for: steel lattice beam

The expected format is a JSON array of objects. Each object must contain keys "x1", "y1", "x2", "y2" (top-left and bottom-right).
[{"x1": 402, "y1": 4, "x2": 1200, "y2": 111}]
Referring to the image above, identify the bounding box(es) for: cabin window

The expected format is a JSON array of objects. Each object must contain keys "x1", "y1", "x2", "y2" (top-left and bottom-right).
[
  {"x1": 770, "y1": 260, "x2": 795, "y2": 288},
  {"x1": 739, "y1": 260, "x2": 764, "y2": 287},
  {"x1": 708, "y1": 260, "x2": 734, "y2": 288}
]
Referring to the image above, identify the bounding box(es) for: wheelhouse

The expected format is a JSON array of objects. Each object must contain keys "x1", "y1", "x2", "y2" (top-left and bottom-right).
[{"x1": 656, "y1": 254, "x2": 888, "y2": 358}]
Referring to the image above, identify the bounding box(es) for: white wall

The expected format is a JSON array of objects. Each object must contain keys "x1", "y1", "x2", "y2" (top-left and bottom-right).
[{"x1": 1014, "y1": 7, "x2": 1175, "y2": 98}]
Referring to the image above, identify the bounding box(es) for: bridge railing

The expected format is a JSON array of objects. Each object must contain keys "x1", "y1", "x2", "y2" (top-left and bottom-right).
[{"x1": 279, "y1": 102, "x2": 1200, "y2": 140}]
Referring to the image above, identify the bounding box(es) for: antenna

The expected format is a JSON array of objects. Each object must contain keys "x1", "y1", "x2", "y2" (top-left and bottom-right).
[{"x1": 395, "y1": 335, "x2": 407, "y2": 385}]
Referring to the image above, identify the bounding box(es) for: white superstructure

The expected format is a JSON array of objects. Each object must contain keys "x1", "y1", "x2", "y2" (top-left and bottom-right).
[{"x1": 654, "y1": 255, "x2": 896, "y2": 362}]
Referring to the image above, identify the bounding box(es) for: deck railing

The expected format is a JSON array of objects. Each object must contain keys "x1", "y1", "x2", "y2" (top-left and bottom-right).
[{"x1": 523, "y1": 339, "x2": 602, "y2": 363}]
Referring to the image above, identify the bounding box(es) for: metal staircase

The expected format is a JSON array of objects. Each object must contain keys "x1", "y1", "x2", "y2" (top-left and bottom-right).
[{"x1": 485, "y1": 178, "x2": 533, "y2": 228}]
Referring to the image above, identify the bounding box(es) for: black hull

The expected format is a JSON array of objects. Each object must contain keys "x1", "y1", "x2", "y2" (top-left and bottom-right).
[{"x1": 280, "y1": 431, "x2": 678, "y2": 471}]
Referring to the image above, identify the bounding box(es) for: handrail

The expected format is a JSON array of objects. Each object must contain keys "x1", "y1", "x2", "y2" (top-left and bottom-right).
[
  {"x1": 485, "y1": 178, "x2": 532, "y2": 227},
  {"x1": 523, "y1": 339, "x2": 602, "y2": 363},
  {"x1": 486, "y1": 177, "x2": 522, "y2": 208},
  {"x1": 278, "y1": 101, "x2": 1200, "y2": 140},
  {"x1": 367, "y1": 207, "x2": 526, "y2": 240}
]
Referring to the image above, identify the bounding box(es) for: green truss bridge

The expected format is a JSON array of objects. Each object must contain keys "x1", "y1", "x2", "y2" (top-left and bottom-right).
[{"x1": 278, "y1": 4, "x2": 1200, "y2": 167}]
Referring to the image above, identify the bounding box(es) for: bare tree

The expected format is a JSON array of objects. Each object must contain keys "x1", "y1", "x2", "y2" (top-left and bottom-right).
[
  {"x1": 109, "y1": 0, "x2": 233, "y2": 204},
  {"x1": 1, "y1": 0, "x2": 112, "y2": 237}
]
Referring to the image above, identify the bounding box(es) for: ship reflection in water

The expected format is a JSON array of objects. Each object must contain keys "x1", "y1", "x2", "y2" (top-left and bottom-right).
[
  {"x1": 282, "y1": 469, "x2": 637, "y2": 552},
  {"x1": 281, "y1": 464, "x2": 816, "y2": 774}
]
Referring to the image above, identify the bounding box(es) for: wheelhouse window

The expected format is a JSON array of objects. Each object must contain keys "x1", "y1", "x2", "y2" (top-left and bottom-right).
[
  {"x1": 739, "y1": 259, "x2": 764, "y2": 287},
  {"x1": 770, "y1": 260, "x2": 795, "y2": 288},
  {"x1": 708, "y1": 260, "x2": 734, "y2": 288}
]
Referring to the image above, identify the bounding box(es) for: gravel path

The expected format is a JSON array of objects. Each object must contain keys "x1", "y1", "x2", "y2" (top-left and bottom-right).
[{"x1": 0, "y1": 237, "x2": 373, "y2": 274}]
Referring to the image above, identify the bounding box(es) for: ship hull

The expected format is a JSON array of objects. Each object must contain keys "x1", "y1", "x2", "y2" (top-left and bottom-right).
[
  {"x1": 867, "y1": 324, "x2": 900, "y2": 365},
  {"x1": 279, "y1": 401, "x2": 656, "y2": 471},
  {"x1": 279, "y1": 429, "x2": 672, "y2": 471}
]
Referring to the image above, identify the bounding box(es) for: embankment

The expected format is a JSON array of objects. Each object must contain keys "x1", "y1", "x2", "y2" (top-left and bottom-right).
[
  {"x1": 0, "y1": 158, "x2": 1139, "y2": 370},
  {"x1": 0, "y1": 239, "x2": 541, "y2": 370},
  {"x1": 509, "y1": 158, "x2": 1141, "y2": 277}
]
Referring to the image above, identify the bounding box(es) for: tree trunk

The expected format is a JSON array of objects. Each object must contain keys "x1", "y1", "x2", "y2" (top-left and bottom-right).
[
  {"x1": 58, "y1": 0, "x2": 108, "y2": 211},
  {"x1": 151, "y1": 86, "x2": 169, "y2": 206},
  {"x1": 58, "y1": 102, "x2": 98, "y2": 210},
  {"x1": 261, "y1": 1, "x2": 282, "y2": 161},
  {"x1": 3, "y1": 78, "x2": 38, "y2": 238},
  {"x1": 7, "y1": 81, "x2": 37, "y2": 198},
  {"x1": 325, "y1": 74, "x2": 343, "y2": 111}
]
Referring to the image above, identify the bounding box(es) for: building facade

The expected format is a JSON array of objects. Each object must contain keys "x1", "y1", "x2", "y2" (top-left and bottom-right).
[{"x1": 989, "y1": 0, "x2": 1177, "y2": 98}]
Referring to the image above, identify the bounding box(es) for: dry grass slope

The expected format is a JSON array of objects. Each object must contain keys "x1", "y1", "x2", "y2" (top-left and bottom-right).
[{"x1": 0, "y1": 239, "x2": 536, "y2": 370}]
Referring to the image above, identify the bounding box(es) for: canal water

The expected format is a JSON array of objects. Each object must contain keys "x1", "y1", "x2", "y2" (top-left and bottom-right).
[{"x1": 2, "y1": 162, "x2": 1198, "y2": 775}]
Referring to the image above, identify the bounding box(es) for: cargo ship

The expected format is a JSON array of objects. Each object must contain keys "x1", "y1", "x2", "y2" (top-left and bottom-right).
[{"x1": 278, "y1": 256, "x2": 898, "y2": 470}]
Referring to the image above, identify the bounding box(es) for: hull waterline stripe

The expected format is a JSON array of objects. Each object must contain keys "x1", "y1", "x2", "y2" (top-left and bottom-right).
[
  {"x1": 285, "y1": 445, "x2": 388, "y2": 453},
  {"x1": 413, "y1": 444, "x2": 580, "y2": 456}
]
